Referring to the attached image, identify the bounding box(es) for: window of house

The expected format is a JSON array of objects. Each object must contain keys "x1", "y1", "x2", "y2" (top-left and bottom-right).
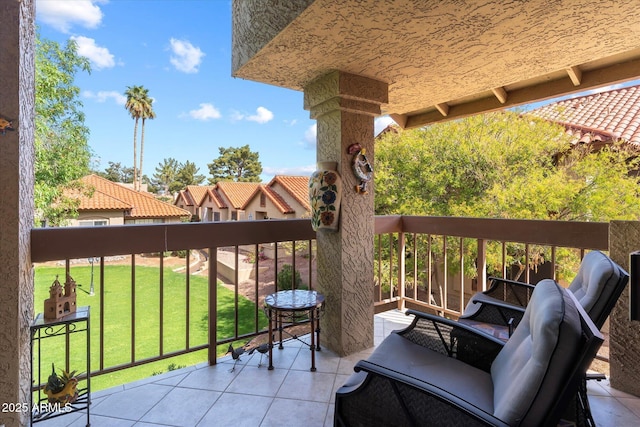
[
  {"x1": 78, "y1": 219, "x2": 108, "y2": 227},
  {"x1": 127, "y1": 218, "x2": 164, "y2": 224},
  {"x1": 260, "y1": 193, "x2": 266, "y2": 207}
]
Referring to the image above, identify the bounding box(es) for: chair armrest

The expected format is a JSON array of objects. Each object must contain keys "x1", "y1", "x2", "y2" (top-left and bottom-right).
[
  {"x1": 398, "y1": 309, "x2": 505, "y2": 372},
  {"x1": 352, "y1": 359, "x2": 511, "y2": 427},
  {"x1": 483, "y1": 276, "x2": 536, "y2": 307},
  {"x1": 466, "y1": 295, "x2": 527, "y2": 328}
]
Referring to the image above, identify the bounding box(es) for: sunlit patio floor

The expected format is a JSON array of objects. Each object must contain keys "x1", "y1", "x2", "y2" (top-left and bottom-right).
[{"x1": 38, "y1": 310, "x2": 640, "y2": 427}]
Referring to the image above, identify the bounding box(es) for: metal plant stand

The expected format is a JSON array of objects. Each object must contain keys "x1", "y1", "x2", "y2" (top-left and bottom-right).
[{"x1": 31, "y1": 306, "x2": 90, "y2": 426}]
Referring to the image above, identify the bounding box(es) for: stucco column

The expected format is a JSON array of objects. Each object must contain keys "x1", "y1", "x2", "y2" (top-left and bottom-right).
[
  {"x1": 609, "y1": 221, "x2": 640, "y2": 396},
  {"x1": 304, "y1": 71, "x2": 387, "y2": 356},
  {"x1": 0, "y1": 1, "x2": 36, "y2": 426}
]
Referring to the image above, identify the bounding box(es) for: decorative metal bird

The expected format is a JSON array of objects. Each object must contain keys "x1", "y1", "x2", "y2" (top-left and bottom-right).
[
  {"x1": 247, "y1": 343, "x2": 272, "y2": 367},
  {"x1": 226, "y1": 343, "x2": 246, "y2": 372},
  {"x1": 0, "y1": 118, "x2": 14, "y2": 135}
]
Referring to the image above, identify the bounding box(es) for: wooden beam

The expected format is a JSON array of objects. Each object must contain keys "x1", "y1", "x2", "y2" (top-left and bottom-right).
[
  {"x1": 404, "y1": 56, "x2": 640, "y2": 129},
  {"x1": 567, "y1": 66, "x2": 582, "y2": 86},
  {"x1": 435, "y1": 103, "x2": 449, "y2": 116},
  {"x1": 492, "y1": 86, "x2": 508, "y2": 104},
  {"x1": 389, "y1": 113, "x2": 407, "y2": 128}
]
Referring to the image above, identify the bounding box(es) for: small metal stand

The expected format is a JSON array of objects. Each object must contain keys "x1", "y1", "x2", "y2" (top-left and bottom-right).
[
  {"x1": 264, "y1": 290, "x2": 325, "y2": 371},
  {"x1": 31, "y1": 306, "x2": 90, "y2": 426}
]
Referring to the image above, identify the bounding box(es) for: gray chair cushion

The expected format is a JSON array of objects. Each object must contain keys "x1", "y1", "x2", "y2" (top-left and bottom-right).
[
  {"x1": 568, "y1": 250, "x2": 620, "y2": 319},
  {"x1": 491, "y1": 279, "x2": 581, "y2": 425},
  {"x1": 367, "y1": 332, "x2": 495, "y2": 414}
]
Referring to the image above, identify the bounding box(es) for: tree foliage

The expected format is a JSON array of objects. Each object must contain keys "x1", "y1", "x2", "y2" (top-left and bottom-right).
[
  {"x1": 208, "y1": 145, "x2": 262, "y2": 184},
  {"x1": 96, "y1": 161, "x2": 134, "y2": 183},
  {"x1": 151, "y1": 158, "x2": 206, "y2": 194},
  {"x1": 35, "y1": 33, "x2": 92, "y2": 226},
  {"x1": 124, "y1": 85, "x2": 155, "y2": 191},
  {"x1": 376, "y1": 112, "x2": 640, "y2": 221},
  {"x1": 175, "y1": 161, "x2": 206, "y2": 191},
  {"x1": 374, "y1": 112, "x2": 640, "y2": 286}
]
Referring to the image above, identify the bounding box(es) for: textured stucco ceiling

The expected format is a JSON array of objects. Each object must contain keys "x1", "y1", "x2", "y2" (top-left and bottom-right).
[{"x1": 232, "y1": 0, "x2": 640, "y2": 128}]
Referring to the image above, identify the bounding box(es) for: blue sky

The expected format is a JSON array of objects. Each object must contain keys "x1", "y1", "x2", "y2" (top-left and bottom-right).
[
  {"x1": 36, "y1": 0, "x2": 382, "y2": 182},
  {"x1": 36, "y1": 1, "x2": 637, "y2": 184}
]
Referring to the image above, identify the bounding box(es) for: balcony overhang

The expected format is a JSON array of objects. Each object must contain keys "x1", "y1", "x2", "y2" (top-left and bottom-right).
[{"x1": 232, "y1": 0, "x2": 640, "y2": 128}]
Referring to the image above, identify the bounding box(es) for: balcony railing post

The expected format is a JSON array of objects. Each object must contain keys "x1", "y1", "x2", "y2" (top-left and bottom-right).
[
  {"x1": 208, "y1": 247, "x2": 218, "y2": 365},
  {"x1": 477, "y1": 239, "x2": 487, "y2": 291},
  {"x1": 398, "y1": 232, "x2": 406, "y2": 310}
]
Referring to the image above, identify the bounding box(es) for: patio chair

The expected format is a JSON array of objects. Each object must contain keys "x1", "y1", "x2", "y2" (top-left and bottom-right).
[
  {"x1": 457, "y1": 250, "x2": 628, "y2": 426},
  {"x1": 334, "y1": 280, "x2": 603, "y2": 427},
  {"x1": 459, "y1": 250, "x2": 628, "y2": 338}
]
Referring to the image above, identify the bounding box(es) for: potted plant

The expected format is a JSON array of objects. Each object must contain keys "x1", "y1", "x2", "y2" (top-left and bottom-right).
[{"x1": 43, "y1": 363, "x2": 78, "y2": 405}]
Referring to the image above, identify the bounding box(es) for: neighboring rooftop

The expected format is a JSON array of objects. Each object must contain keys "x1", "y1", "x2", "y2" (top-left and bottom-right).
[
  {"x1": 216, "y1": 181, "x2": 262, "y2": 209},
  {"x1": 75, "y1": 174, "x2": 191, "y2": 219},
  {"x1": 267, "y1": 176, "x2": 311, "y2": 212},
  {"x1": 529, "y1": 85, "x2": 640, "y2": 146}
]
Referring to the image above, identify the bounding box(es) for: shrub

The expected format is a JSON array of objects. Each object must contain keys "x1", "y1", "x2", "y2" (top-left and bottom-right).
[{"x1": 277, "y1": 264, "x2": 305, "y2": 290}]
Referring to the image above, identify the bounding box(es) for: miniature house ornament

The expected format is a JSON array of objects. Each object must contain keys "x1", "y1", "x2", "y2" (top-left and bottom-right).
[{"x1": 44, "y1": 274, "x2": 77, "y2": 320}]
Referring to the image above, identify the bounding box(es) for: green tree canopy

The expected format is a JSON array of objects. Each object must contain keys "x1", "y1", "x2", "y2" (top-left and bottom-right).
[
  {"x1": 96, "y1": 161, "x2": 134, "y2": 183},
  {"x1": 375, "y1": 112, "x2": 640, "y2": 283},
  {"x1": 152, "y1": 158, "x2": 180, "y2": 194},
  {"x1": 176, "y1": 161, "x2": 206, "y2": 190},
  {"x1": 208, "y1": 145, "x2": 262, "y2": 184},
  {"x1": 375, "y1": 112, "x2": 640, "y2": 221},
  {"x1": 35, "y1": 33, "x2": 92, "y2": 226}
]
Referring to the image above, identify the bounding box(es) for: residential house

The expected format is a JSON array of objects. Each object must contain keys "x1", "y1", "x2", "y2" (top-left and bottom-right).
[
  {"x1": 174, "y1": 185, "x2": 215, "y2": 221},
  {"x1": 243, "y1": 176, "x2": 311, "y2": 220},
  {"x1": 176, "y1": 176, "x2": 311, "y2": 221},
  {"x1": 529, "y1": 84, "x2": 640, "y2": 150},
  {"x1": 67, "y1": 174, "x2": 191, "y2": 226}
]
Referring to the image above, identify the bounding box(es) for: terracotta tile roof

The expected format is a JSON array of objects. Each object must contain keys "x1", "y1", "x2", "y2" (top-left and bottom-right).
[
  {"x1": 76, "y1": 175, "x2": 191, "y2": 219},
  {"x1": 207, "y1": 188, "x2": 228, "y2": 209},
  {"x1": 175, "y1": 190, "x2": 191, "y2": 206},
  {"x1": 243, "y1": 185, "x2": 295, "y2": 214},
  {"x1": 216, "y1": 181, "x2": 261, "y2": 209},
  {"x1": 528, "y1": 85, "x2": 640, "y2": 146},
  {"x1": 268, "y1": 176, "x2": 311, "y2": 211},
  {"x1": 185, "y1": 185, "x2": 215, "y2": 206}
]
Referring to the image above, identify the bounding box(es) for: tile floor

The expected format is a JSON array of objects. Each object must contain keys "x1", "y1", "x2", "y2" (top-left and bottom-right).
[{"x1": 36, "y1": 310, "x2": 640, "y2": 427}]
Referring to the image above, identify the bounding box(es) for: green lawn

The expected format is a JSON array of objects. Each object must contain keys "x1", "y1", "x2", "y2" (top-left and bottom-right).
[{"x1": 34, "y1": 263, "x2": 268, "y2": 392}]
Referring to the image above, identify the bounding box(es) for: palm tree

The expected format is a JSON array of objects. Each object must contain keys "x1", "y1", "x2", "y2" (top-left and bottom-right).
[
  {"x1": 138, "y1": 93, "x2": 156, "y2": 191},
  {"x1": 125, "y1": 85, "x2": 144, "y2": 190},
  {"x1": 124, "y1": 85, "x2": 154, "y2": 190}
]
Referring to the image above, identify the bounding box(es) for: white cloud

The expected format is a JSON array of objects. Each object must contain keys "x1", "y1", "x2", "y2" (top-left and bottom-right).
[
  {"x1": 36, "y1": 0, "x2": 106, "y2": 33},
  {"x1": 263, "y1": 165, "x2": 315, "y2": 177},
  {"x1": 302, "y1": 123, "x2": 317, "y2": 149},
  {"x1": 284, "y1": 119, "x2": 298, "y2": 127},
  {"x1": 169, "y1": 38, "x2": 205, "y2": 73},
  {"x1": 229, "y1": 110, "x2": 245, "y2": 122},
  {"x1": 230, "y1": 107, "x2": 274, "y2": 124},
  {"x1": 374, "y1": 115, "x2": 396, "y2": 136},
  {"x1": 71, "y1": 36, "x2": 115, "y2": 70},
  {"x1": 188, "y1": 103, "x2": 221, "y2": 121},
  {"x1": 83, "y1": 90, "x2": 126, "y2": 105},
  {"x1": 246, "y1": 106, "x2": 274, "y2": 124}
]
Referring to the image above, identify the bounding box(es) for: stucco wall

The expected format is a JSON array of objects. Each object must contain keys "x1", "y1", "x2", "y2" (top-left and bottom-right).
[
  {"x1": 305, "y1": 71, "x2": 387, "y2": 355},
  {"x1": 231, "y1": 0, "x2": 314, "y2": 75},
  {"x1": 0, "y1": 1, "x2": 35, "y2": 425},
  {"x1": 68, "y1": 211, "x2": 125, "y2": 226},
  {"x1": 609, "y1": 221, "x2": 640, "y2": 396}
]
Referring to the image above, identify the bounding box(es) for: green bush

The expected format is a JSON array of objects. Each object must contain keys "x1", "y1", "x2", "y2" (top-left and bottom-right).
[{"x1": 277, "y1": 264, "x2": 305, "y2": 290}]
